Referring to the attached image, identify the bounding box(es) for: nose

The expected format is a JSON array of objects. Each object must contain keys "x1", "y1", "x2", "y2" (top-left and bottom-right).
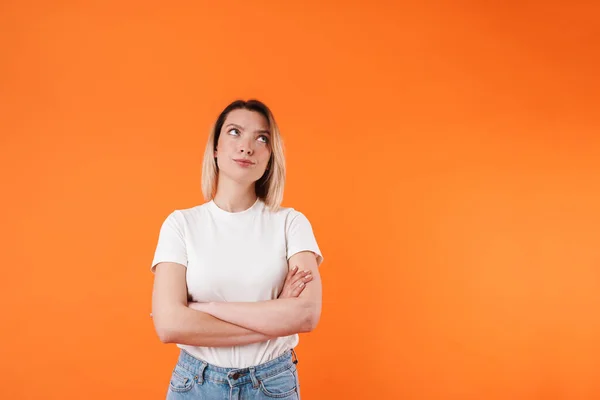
[{"x1": 238, "y1": 139, "x2": 254, "y2": 155}]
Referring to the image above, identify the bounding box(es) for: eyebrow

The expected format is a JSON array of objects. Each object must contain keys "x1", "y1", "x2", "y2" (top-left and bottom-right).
[{"x1": 225, "y1": 123, "x2": 271, "y2": 136}]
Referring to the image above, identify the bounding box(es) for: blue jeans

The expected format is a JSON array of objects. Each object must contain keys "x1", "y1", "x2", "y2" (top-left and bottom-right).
[{"x1": 166, "y1": 349, "x2": 301, "y2": 399}]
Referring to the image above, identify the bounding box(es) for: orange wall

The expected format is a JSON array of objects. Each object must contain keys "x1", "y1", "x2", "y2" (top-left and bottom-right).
[{"x1": 2, "y1": 1, "x2": 599, "y2": 399}]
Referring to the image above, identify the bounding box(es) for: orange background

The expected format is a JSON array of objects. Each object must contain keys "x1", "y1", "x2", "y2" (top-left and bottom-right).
[{"x1": 2, "y1": 1, "x2": 600, "y2": 399}]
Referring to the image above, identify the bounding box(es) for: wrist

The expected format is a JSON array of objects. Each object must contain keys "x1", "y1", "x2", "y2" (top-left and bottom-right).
[
  {"x1": 188, "y1": 301, "x2": 209, "y2": 312},
  {"x1": 191, "y1": 301, "x2": 218, "y2": 315},
  {"x1": 206, "y1": 301, "x2": 218, "y2": 315}
]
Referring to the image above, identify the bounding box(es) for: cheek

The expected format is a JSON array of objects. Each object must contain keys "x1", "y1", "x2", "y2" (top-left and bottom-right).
[
  {"x1": 256, "y1": 145, "x2": 271, "y2": 160},
  {"x1": 216, "y1": 137, "x2": 234, "y2": 154},
  {"x1": 258, "y1": 148, "x2": 272, "y2": 164}
]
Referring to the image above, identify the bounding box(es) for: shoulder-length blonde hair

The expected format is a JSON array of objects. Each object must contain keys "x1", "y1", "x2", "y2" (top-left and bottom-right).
[{"x1": 201, "y1": 99, "x2": 286, "y2": 211}]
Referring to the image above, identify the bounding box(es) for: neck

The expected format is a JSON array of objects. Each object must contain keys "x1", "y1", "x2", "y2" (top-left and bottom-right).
[{"x1": 213, "y1": 175, "x2": 257, "y2": 212}]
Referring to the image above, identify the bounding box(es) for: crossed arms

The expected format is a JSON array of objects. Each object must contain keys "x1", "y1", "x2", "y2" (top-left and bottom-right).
[{"x1": 151, "y1": 251, "x2": 322, "y2": 347}]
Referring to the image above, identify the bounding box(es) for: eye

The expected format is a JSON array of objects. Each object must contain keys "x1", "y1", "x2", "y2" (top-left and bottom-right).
[
  {"x1": 228, "y1": 128, "x2": 240, "y2": 136},
  {"x1": 257, "y1": 135, "x2": 269, "y2": 144}
]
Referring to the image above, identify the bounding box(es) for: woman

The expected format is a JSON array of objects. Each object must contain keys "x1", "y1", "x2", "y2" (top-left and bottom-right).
[{"x1": 150, "y1": 99, "x2": 324, "y2": 399}]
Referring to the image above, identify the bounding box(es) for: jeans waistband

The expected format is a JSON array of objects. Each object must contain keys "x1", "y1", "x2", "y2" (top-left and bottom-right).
[{"x1": 176, "y1": 349, "x2": 298, "y2": 387}]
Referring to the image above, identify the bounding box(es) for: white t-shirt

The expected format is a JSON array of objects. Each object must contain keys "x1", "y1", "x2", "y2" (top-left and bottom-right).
[{"x1": 151, "y1": 198, "x2": 323, "y2": 368}]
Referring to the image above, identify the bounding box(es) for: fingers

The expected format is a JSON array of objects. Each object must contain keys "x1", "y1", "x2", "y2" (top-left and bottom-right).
[
  {"x1": 290, "y1": 279, "x2": 308, "y2": 297},
  {"x1": 284, "y1": 265, "x2": 299, "y2": 285},
  {"x1": 291, "y1": 269, "x2": 312, "y2": 286},
  {"x1": 290, "y1": 272, "x2": 313, "y2": 297},
  {"x1": 279, "y1": 266, "x2": 313, "y2": 299},
  {"x1": 278, "y1": 266, "x2": 299, "y2": 299}
]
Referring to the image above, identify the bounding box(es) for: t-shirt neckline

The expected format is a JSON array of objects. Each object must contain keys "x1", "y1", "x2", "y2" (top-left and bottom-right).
[{"x1": 208, "y1": 197, "x2": 262, "y2": 216}]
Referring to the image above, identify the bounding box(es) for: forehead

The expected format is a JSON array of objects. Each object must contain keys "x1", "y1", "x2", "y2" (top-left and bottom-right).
[{"x1": 223, "y1": 109, "x2": 269, "y2": 130}]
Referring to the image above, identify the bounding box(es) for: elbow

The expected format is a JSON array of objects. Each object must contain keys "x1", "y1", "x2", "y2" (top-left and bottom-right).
[
  {"x1": 307, "y1": 311, "x2": 321, "y2": 332},
  {"x1": 301, "y1": 316, "x2": 319, "y2": 333},
  {"x1": 298, "y1": 300, "x2": 321, "y2": 333},
  {"x1": 156, "y1": 327, "x2": 178, "y2": 344},
  {"x1": 155, "y1": 321, "x2": 178, "y2": 343},
  {"x1": 153, "y1": 310, "x2": 182, "y2": 344}
]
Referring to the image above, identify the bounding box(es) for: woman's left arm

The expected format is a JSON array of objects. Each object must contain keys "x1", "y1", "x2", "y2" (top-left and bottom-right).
[{"x1": 191, "y1": 251, "x2": 322, "y2": 337}]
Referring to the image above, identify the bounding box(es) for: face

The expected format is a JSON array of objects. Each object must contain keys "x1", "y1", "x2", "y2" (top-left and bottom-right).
[{"x1": 215, "y1": 108, "x2": 272, "y2": 185}]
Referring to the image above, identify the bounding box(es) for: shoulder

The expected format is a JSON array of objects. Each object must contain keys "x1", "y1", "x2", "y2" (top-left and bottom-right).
[
  {"x1": 160, "y1": 202, "x2": 210, "y2": 226},
  {"x1": 176, "y1": 202, "x2": 210, "y2": 217},
  {"x1": 265, "y1": 204, "x2": 316, "y2": 231},
  {"x1": 264, "y1": 203, "x2": 303, "y2": 220}
]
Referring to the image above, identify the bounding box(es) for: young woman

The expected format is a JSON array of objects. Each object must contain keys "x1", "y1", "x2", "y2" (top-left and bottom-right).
[{"x1": 150, "y1": 99, "x2": 323, "y2": 399}]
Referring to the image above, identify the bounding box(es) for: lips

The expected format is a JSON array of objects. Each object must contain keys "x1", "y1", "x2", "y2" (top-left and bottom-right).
[{"x1": 233, "y1": 159, "x2": 254, "y2": 166}]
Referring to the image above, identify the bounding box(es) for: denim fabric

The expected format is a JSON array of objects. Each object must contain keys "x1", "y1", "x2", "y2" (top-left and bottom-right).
[{"x1": 166, "y1": 349, "x2": 301, "y2": 399}]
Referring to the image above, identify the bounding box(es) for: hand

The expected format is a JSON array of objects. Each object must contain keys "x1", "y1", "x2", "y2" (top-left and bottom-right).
[{"x1": 278, "y1": 265, "x2": 313, "y2": 299}]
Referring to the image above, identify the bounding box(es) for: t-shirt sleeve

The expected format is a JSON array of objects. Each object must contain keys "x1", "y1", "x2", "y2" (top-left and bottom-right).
[
  {"x1": 150, "y1": 210, "x2": 188, "y2": 273},
  {"x1": 286, "y1": 211, "x2": 324, "y2": 267}
]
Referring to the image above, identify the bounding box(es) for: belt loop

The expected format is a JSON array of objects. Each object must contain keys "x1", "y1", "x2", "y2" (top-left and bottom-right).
[
  {"x1": 249, "y1": 366, "x2": 259, "y2": 388},
  {"x1": 291, "y1": 348, "x2": 298, "y2": 365},
  {"x1": 195, "y1": 361, "x2": 207, "y2": 385}
]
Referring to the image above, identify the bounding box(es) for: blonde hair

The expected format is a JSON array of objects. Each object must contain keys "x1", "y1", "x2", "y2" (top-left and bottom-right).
[{"x1": 201, "y1": 100, "x2": 286, "y2": 211}]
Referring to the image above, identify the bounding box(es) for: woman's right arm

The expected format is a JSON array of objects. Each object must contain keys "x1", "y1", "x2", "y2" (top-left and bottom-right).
[{"x1": 152, "y1": 261, "x2": 272, "y2": 347}]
